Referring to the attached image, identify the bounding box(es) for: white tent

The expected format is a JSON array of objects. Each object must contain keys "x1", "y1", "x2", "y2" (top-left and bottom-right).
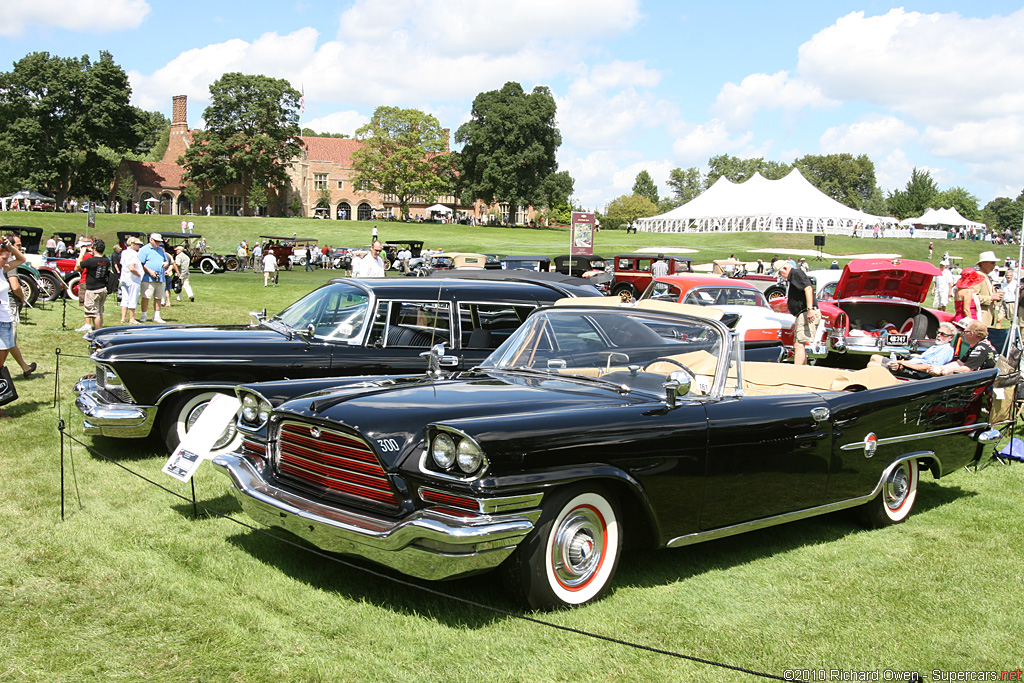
[
  {"x1": 899, "y1": 206, "x2": 984, "y2": 229},
  {"x1": 635, "y1": 169, "x2": 901, "y2": 235},
  {"x1": 425, "y1": 203, "x2": 453, "y2": 213}
]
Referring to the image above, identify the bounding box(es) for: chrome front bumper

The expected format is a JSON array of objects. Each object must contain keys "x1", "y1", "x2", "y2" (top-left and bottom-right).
[
  {"x1": 212, "y1": 453, "x2": 541, "y2": 581},
  {"x1": 74, "y1": 377, "x2": 157, "y2": 438}
]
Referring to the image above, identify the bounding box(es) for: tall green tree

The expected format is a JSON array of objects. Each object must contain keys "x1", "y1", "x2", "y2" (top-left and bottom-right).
[
  {"x1": 456, "y1": 82, "x2": 562, "y2": 224},
  {"x1": 132, "y1": 109, "x2": 170, "y2": 160},
  {"x1": 0, "y1": 50, "x2": 143, "y2": 203},
  {"x1": 632, "y1": 170, "x2": 659, "y2": 205},
  {"x1": 886, "y1": 168, "x2": 939, "y2": 219},
  {"x1": 351, "y1": 106, "x2": 452, "y2": 220},
  {"x1": 664, "y1": 167, "x2": 705, "y2": 208},
  {"x1": 793, "y1": 153, "x2": 879, "y2": 211},
  {"x1": 179, "y1": 72, "x2": 303, "y2": 213},
  {"x1": 602, "y1": 194, "x2": 659, "y2": 230},
  {"x1": 982, "y1": 196, "x2": 1023, "y2": 236}
]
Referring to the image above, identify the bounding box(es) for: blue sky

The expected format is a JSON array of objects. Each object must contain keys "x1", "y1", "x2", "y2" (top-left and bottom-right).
[{"x1": 3, "y1": 0, "x2": 1023, "y2": 212}]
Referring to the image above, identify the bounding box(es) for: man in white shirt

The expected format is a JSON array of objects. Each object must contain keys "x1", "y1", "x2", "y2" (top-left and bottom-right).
[
  {"x1": 351, "y1": 240, "x2": 386, "y2": 278},
  {"x1": 118, "y1": 237, "x2": 143, "y2": 324},
  {"x1": 933, "y1": 260, "x2": 956, "y2": 311},
  {"x1": 263, "y1": 251, "x2": 278, "y2": 287},
  {"x1": 397, "y1": 247, "x2": 412, "y2": 273},
  {"x1": 651, "y1": 254, "x2": 669, "y2": 278}
]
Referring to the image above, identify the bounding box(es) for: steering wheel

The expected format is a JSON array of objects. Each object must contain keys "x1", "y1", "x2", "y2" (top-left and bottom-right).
[{"x1": 642, "y1": 357, "x2": 695, "y2": 375}]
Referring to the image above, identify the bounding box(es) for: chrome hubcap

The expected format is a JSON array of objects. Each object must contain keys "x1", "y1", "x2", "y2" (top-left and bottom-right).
[
  {"x1": 884, "y1": 465, "x2": 910, "y2": 510},
  {"x1": 552, "y1": 508, "x2": 604, "y2": 589}
]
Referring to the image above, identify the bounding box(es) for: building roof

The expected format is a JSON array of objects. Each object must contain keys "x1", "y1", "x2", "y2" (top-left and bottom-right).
[
  {"x1": 127, "y1": 160, "x2": 185, "y2": 189},
  {"x1": 300, "y1": 136, "x2": 363, "y2": 166}
]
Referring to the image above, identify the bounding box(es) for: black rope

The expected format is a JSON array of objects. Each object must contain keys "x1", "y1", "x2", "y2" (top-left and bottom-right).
[{"x1": 57, "y1": 425, "x2": 786, "y2": 680}]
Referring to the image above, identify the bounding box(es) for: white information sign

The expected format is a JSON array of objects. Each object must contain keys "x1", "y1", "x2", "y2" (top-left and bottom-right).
[{"x1": 162, "y1": 393, "x2": 242, "y2": 482}]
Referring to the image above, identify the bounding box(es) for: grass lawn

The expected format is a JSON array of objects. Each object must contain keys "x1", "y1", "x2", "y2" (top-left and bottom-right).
[{"x1": 2, "y1": 229, "x2": 1023, "y2": 681}]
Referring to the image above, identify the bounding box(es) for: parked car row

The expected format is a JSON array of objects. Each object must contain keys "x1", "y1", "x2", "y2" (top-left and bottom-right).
[{"x1": 70, "y1": 258, "x2": 1006, "y2": 610}]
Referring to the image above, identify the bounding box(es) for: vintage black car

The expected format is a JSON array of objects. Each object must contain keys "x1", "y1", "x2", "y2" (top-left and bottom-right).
[
  {"x1": 553, "y1": 254, "x2": 607, "y2": 276},
  {"x1": 74, "y1": 273, "x2": 601, "y2": 454},
  {"x1": 214, "y1": 299, "x2": 1001, "y2": 609}
]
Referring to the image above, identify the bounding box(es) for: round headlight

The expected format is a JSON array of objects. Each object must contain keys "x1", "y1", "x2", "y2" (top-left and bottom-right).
[
  {"x1": 242, "y1": 394, "x2": 257, "y2": 408},
  {"x1": 242, "y1": 405, "x2": 258, "y2": 422},
  {"x1": 431, "y1": 434, "x2": 456, "y2": 469},
  {"x1": 258, "y1": 400, "x2": 271, "y2": 423},
  {"x1": 456, "y1": 438, "x2": 484, "y2": 474}
]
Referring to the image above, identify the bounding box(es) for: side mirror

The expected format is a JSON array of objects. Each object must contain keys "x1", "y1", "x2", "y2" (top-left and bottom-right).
[
  {"x1": 305, "y1": 323, "x2": 315, "y2": 339},
  {"x1": 420, "y1": 343, "x2": 458, "y2": 377},
  {"x1": 663, "y1": 370, "x2": 693, "y2": 409}
]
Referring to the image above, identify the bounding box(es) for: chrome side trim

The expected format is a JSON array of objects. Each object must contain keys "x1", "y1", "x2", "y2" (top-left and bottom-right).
[
  {"x1": 666, "y1": 452, "x2": 932, "y2": 549},
  {"x1": 839, "y1": 423, "x2": 990, "y2": 451}
]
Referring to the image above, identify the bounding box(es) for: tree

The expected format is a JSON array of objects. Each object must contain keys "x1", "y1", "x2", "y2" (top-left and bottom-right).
[
  {"x1": 0, "y1": 50, "x2": 143, "y2": 204},
  {"x1": 132, "y1": 109, "x2": 170, "y2": 160},
  {"x1": 887, "y1": 168, "x2": 939, "y2": 219},
  {"x1": 706, "y1": 154, "x2": 791, "y2": 185},
  {"x1": 792, "y1": 153, "x2": 879, "y2": 211},
  {"x1": 982, "y1": 196, "x2": 1023, "y2": 236},
  {"x1": 632, "y1": 170, "x2": 658, "y2": 205},
  {"x1": 934, "y1": 187, "x2": 981, "y2": 221},
  {"x1": 602, "y1": 194, "x2": 659, "y2": 230},
  {"x1": 539, "y1": 170, "x2": 575, "y2": 224},
  {"x1": 179, "y1": 72, "x2": 303, "y2": 213},
  {"x1": 351, "y1": 106, "x2": 453, "y2": 220},
  {"x1": 456, "y1": 82, "x2": 562, "y2": 224},
  {"x1": 664, "y1": 167, "x2": 705, "y2": 208}
]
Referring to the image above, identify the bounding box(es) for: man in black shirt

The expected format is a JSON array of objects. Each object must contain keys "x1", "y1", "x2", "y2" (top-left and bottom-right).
[
  {"x1": 927, "y1": 320, "x2": 996, "y2": 376},
  {"x1": 75, "y1": 238, "x2": 111, "y2": 332},
  {"x1": 777, "y1": 259, "x2": 820, "y2": 365}
]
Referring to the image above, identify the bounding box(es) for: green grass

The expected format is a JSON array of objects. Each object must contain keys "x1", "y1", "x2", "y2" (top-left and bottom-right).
[{"x1": 2, "y1": 232, "x2": 1024, "y2": 682}]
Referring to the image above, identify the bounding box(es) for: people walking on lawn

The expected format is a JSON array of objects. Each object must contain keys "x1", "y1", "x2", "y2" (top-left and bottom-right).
[
  {"x1": 119, "y1": 237, "x2": 143, "y2": 324},
  {"x1": 75, "y1": 238, "x2": 111, "y2": 332},
  {"x1": 138, "y1": 234, "x2": 168, "y2": 323}
]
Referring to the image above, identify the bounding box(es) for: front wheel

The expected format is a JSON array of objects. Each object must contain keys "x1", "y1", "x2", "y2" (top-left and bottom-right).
[
  {"x1": 161, "y1": 390, "x2": 241, "y2": 455},
  {"x1": 37, "y1": 270, "x2": 64, "y2": 302},
  {"x1": 764, "y1": 284, "x2": 787, "y2": 302},
  {"x1": 503, "y1": 486, "x2": 621, "y2": 610},
  {"x1": 858, "y1": 459, "x2": 919, "y2": 528},
  {"x1": 15, "y1": 272, "x2": 40, "y2": 307},
  {"x1": 198, "y1": 257, "x2": 217, "y2": 274}
]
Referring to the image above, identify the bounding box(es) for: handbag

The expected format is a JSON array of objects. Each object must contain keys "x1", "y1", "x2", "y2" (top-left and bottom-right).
[{"x1": 0, "y1": 366, "x2": 18, "y2": 407}]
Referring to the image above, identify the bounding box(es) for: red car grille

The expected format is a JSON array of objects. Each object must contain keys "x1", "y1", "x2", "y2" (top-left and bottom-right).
[{"x1": 275, "y1": 420, "x2": 398, "y2": 508}]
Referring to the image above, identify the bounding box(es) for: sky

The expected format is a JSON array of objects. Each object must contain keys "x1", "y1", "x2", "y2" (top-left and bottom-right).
[{"x1": 2, "y1": 0, "x2": 1023, "y2": 213}]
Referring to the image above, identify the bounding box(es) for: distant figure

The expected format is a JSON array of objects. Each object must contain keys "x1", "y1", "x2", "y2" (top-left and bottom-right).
[
  {"x1": 830, "y1": 260, "x2": 840, "y2": 270},
  {"x1": 651, "y1": 254, "x2": 669, "y2": 278}
]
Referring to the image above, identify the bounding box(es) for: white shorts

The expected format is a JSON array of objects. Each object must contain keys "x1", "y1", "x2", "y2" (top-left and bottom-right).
[{"x1": 120, "y1": 280, "x2": 140, "y2": 309}]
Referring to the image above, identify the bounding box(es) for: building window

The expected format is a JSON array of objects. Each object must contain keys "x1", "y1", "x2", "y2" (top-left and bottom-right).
[
  {"x1": 314, "y1": 173, "x2": 328, "y2": 190},
  {"x1": 337, "y1": 180, "x2": 344, "y2": 189},
  {"x1": 215, "y1": 195, "x2": 243, "y2": 216}
]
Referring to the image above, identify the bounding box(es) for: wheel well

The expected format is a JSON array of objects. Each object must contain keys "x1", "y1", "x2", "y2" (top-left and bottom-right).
[{"x1": 548, "y1": 477, "x2": 658, "y2": 551}]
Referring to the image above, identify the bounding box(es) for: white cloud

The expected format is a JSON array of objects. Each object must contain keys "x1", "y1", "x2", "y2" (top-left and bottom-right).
[
  {"x1": 819, "y1": 115, "x2": 919, "y2": 157},
  {"x1": 798, "y1": 8, "x2": 1024, "y2": 125},
  {"x1": 712, "y1": 71, "x2": 839, "y2": 128},
  {"x1": 304, "y1": 111, "x2": 369, "y2": 136},
  {"x1": 922, "y1": 118, "x2": 1024, "y2": 164},
  {"x1": 672, "y1": 119, "x2": 753, "y2": 164},
  {"x1": 0, "y1": 0, "x2": 150, "y2": 37}
]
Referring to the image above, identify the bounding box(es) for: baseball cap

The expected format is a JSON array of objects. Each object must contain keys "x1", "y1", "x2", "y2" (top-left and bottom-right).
[{"x1": 150, "y1": 233, "x2": 164, "y2": 242}]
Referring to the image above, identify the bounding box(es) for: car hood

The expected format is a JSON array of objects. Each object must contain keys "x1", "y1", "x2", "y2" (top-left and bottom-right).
[
  {"x1": 88, "y1": 324, "x2": 299, "y2": 358},
  {"x1": 273, "y1": 371, "x2": 647, "y2": 468},
  {"x1": 833, "y1": 259, "x2": 940, "y2": 303}
]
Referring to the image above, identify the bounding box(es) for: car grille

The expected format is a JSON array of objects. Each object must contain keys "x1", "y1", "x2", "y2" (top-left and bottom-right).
[
  {"x1": 96, "y1": 366, "x2": 133, "y2": 404},
  {"x1": 274, "y1": 420, "x2": 398, "y2": 509}
]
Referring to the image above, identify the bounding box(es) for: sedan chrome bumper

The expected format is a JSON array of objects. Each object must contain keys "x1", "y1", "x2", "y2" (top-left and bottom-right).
[
  {"x1": 212, "y1": 453, "x2": 541, "y2": 581},
  {"x1": 74, "y1": 377, "x2": 157, "y2": 438}
]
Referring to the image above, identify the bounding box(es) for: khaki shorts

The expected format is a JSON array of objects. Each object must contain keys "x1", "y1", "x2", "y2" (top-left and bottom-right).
[
  {"x1": 83, "y1": 289, "x2": 107, "y2": 317},
  {"x1": 794, "y1": 310, "x2": 817, "y2": 344},
  {"x1": 141, "y1": 280, "x2": 166, "y2": 300}
]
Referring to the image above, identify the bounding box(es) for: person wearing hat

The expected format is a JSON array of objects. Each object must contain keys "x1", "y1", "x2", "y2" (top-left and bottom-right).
[
  {"x1": 173, "y1": 244, "x2": 194, "y2": 303},
  {"x1": 776, "y1": 259, "x2": 819, "y2": 366},
  {"x1": 798, "y1": 257, "x2": 809, "y2": 273},
  {"x1": 118, "y1": 236, "x2": 143, "y2": 324},
  {"x1": 651, "y1": 254, "x2": 669, "y2": 277},
  {"x1": 829, "y1": 260, "x2": 840, "y2": 270},
  {"x1": 952, "y1": 267, "x2": 984, "y2": 323},
  {"x1": 138, "y1": 233, "x2": 168, "y2": 323},
  {"x1": 973, "y1": 250, "x2": 1003, "y2": 327}
]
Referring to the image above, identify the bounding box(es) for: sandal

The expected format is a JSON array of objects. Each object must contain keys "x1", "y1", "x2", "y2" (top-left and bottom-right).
[{"x1": 23, "y1": 362, "x2": 37, "y2": 379}]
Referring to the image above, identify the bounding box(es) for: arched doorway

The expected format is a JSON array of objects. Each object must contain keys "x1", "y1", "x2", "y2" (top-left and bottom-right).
[
  {"x1": 357, "y1": 202, "x2": 372, "y2": 221},
  {"x1": 140, "y1": 191, "x2": 156, "y2": 214},
  {"x1": 337, "y1": 201, "x2": 351, "y2": 220},
  {"x1": 160, "y1": 192, "x2": 174, "y2": 215}
]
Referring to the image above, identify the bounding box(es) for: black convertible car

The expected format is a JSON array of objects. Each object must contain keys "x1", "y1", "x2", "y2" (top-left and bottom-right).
[
  {"x1": 214, "y1": 299, "x2": 1000, "y2": 609},
  {"x1": 74, "y1": 273, "x2": 601, "y2": 454}
]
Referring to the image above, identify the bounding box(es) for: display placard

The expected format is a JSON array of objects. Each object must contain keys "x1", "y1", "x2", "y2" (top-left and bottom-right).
[
  {"x1": 162, "y1": 393, "x2": 242, "y2": 482},
  {"x1": 570, "y1": 211, "x2": 595, "y2": 256}
]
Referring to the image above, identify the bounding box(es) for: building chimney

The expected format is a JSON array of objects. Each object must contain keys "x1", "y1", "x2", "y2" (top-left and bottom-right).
[{"x1": 163, "y1": 95, "x2": 190, "y2": 165}]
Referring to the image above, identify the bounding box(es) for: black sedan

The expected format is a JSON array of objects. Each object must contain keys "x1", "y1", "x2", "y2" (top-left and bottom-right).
[{"x1": 74, "y1": 273, "x2": 600, "y2": 454}]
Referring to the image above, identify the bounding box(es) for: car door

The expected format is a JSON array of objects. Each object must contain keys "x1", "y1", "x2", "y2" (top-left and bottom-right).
[{"x1": 699, "y1": 393, "x2": 833, "y2": 530}]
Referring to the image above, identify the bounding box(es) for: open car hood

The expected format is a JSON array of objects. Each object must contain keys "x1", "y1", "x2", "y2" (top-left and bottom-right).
[{"x1": 832, "y1": 259, "x2": 940, "y2": 304}]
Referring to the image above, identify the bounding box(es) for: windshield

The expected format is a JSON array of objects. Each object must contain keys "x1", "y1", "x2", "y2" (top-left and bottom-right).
[
  {"x1": 642, "y1": 281, "x2": 767, "y2": 308},
  {"x1": 480, "y1": 307, "x2": 727, "y2": 395},
  {"x1": 276, "y1": 282, "x2": 371, "y2": 342}
]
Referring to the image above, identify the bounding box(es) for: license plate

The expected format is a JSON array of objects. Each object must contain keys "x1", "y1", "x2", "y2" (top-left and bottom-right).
[{"x1": 886, "y1": 334, "x2": 909, "y2": 346}]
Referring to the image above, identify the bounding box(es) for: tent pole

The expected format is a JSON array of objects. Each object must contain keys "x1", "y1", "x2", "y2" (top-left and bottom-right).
[{"x1": 1004, "y1": 214, "x2": 1024, "y2": 357}]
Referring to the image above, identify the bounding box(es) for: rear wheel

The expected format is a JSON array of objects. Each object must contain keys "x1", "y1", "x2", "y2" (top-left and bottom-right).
[
  {"x1": 611, "y1": 283, "x2": 636, "y2": 300},
  {"x1": 225, "y1": 256, "x2": 240, "y2": 272},
  {"x1": 161, "y1": 390, "x2": 241, "y2": 455},
  {"x1": 764, "y1": 284, "x2": 787, "y2": 302},
  {"x1": 15, "y1": 272, "x2": 40, "y2": 307},
  {"x1": 858, "y1": 459, "x2": 919, "y2": 528},
  {"x1": 66, "y1": 275, "x2": 81, "y2": 300},
  {"x1": 503, "y1": 485, "x2": 621, "y2": 609}
]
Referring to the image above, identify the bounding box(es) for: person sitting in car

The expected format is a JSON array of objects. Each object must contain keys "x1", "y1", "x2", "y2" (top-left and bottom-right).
[
  {"x1": 927, "y1": 320, "x2": 996, "y2": 376},
  {"x1": 868, "y1": 322, "x2": 956, "y2": 379}
]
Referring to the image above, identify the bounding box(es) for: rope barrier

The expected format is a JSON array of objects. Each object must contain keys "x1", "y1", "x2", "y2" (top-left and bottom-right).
[{"x1": 55, "y1": 422, "x2": 786, "y2": 680}]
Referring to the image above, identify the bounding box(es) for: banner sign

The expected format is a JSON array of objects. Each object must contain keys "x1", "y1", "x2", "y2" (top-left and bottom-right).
[{"x1": 570, "y1": 211, "x2": 595, "y2": 256}]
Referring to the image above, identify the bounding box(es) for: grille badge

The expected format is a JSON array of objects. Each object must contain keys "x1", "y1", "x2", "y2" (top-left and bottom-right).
[{"x1": 310, "y1": 426, "x2": 321, "y2": 438}]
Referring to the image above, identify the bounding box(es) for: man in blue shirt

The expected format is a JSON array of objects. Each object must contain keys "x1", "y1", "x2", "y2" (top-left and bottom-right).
[
  {"x1": 870, "y1": 322, "x2": 956, "y2": 378},
  {"x1": 138, "y1": 233, "x2": 168, "y2": 323}
]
